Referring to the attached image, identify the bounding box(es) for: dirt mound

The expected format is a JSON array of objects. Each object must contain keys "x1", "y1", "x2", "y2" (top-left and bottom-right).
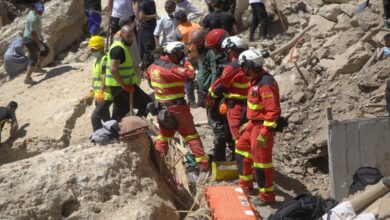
[{"x1": 0, "y1": 136, "x2": 178, "y2": 219}]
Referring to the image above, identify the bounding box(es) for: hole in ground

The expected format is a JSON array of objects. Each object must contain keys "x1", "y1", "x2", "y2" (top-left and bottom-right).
[
  {"x1": 61, "y1": 199, "x2": 80, "y2": 218},
  {"x1": 308, "y1": 155, "x2": 329, "y2": 174}
]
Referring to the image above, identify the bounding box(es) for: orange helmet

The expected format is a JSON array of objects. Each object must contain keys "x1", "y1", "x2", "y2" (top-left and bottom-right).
[{"x1": 205, "y1": 29, "x2": 229, "y2": 49}]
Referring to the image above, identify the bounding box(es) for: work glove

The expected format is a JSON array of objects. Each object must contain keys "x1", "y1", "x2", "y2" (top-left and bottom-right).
[
  {"x1": 123, "y1": 85, "x2": 135, "y2": 94},
  {"x1": 219, "y1": 102, "x2": 228, "y2": 116},
  {"x1": 95, "y1": 90, "x2": 104, "y2": 103},
  {"x1": 256, "y1": 126, "x2": 270, "y2": 148},
  {"x1": 84, "y1": 90, "x2": 94, "y2": 106},
  {"x1": 204, "y1": 95, "x2": 215, "y2": 109}
]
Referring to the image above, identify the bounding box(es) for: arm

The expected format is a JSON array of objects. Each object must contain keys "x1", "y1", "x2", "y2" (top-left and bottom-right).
[
  {"x1": 187, "y1": 3, "x2": 203, "y2": 20},
  {"x1": 153, "y1": 19, "x2": 162, "y2": 48},
  {"x1": 259, "y1": 84, "x2": 281, "y2": 129},
  {"x1": 10, "y1": 121, "x2": 18, "y2": 138},
  {"x1": 232, "y1": 23, "x2": 238, "y2": 35},
  {"x1": 100, "y1": 59, "x2": 107, "y2": 91},
  {"x1": 108, "y1": 0, "x2": 113, "y2": 15},
  {"x1": 208, "y1": 66, "x2": 236, "y2": 98},
  {"x1": 228, "y1": 0, "x2": 236, "y2": 16},
  {"x1": 110, "y1": 59, "x2": 127, "y2": 88},
  {"x1": 139, "y1": 13, "x2": 157, "y2": 21}
]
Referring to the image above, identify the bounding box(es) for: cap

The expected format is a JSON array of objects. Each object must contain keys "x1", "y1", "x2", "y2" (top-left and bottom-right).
[{"x1": 34, "y1": 2, "x2": 44, "y2": 12}]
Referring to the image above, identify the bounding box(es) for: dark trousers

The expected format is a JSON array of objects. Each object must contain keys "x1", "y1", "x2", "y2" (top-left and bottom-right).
[
  {"x1": 385, "y1": 0, "x2": 390, "y2": 19},
  {"x1": 250, "y1": 2, "x2": 268, "y2": 38},
  {"x1": 138, "y1": 27, "x2": 156, "y2": 70},
  {"x1": 207, "y1": 97, "x2": 233, "y2": 161},
  {"x1": 91, "y1": 100, "x2": 113, "y2": 132},
  {"x1": 110, "y1": 85, "x2": 153, "y2": 122},
  {"x1": 185, "y1": 80, "x2": 196, "y2": 102}
]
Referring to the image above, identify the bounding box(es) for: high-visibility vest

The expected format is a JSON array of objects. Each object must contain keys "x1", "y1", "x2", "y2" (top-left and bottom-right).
[
  {"x1": 247, "y1": 73, "x2": 281, "y2": 128},
  {"x1": 92, "y1": 55, "x2": 112, "y2": 101},
  {"x1": 105, "y1": 41, "x2": 139, "y2": 87},
  {"x1": 147, "y1": 57, "x2": 190, "y2": 101}
]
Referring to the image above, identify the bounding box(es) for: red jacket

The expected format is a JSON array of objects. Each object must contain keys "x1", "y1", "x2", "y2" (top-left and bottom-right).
[
  {"x1": 208, "y1": 61, "x2": 249, "y2": 100},
  {"x1": 247, "y1": 70, "x2": 281, "y2": 129},
  {"x1": 146, "y1": 56, "x2": 195, "y2": 101}
]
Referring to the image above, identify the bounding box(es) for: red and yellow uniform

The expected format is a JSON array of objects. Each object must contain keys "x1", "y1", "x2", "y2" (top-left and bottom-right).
[
  {"x1": 147, "y1": 56, "x2": 208, "y2": 170},
  {"x1": 208, "y1": 61, "x2": 249, "y2": 140},
  {"x1": 235, "y1": 69, "x2": 281, "y2": 202}
]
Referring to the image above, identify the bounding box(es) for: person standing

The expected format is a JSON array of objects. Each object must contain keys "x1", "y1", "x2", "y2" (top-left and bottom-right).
[
  {"x1": 138, "y1": 0, "x2": 157, "y2": 71},
  {"x1": 153, "y1": 0, "x2": 177, "y2": 49},
  {"x1": 206, "y1": 36, "x2": 248, "y2": 147},
  {"x1": 249, "y1": 0, "x2": 269, "y2": 41},
  {"x1": 175, "y1": 0, "x2": 203, "y2": 21},
  {"x1": 384, "y1": 0, "x2": 390, "y2": 28},
  {"x1": 106, "y1": 25, "x2": 152, "y2": 121},
  {"x1": 3, "y1": 34, "x2": 28, "y2": 81},
  {"x1": 84, "y1": 0, "x2": 102, "y2": 36},
  {"x1": 108, "y1": 0, "x2": 138, "y2": 41},
  {"x1": 0, "y1": 101, "x2": 18, "y2": 146},
  {"x1": 202, "y1": 0, "x2": 237, "y2": 35},
  {"x1": 23, "y1": 2, "x2": 49, "y2": 85},
  {"x1": 146, "y1": 41, "x2": 209, "y2": 171},
  {"x1": 236, "y1": 49, "x2": 281, "y2": 203},
  {"x1": 87, "y1": 36, "x2": 113, "y2": 132},
  {"x1": 174, "y1": 9, "x2": 201, "y2": 108}
]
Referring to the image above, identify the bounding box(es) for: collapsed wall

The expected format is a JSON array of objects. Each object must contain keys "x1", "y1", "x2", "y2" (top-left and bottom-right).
[{"x1": 0, "y1": 134, "x2": 179, "y2": 219}]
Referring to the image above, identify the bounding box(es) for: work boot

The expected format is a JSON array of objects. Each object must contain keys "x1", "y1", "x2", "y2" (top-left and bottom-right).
[
  {"x1": 188, "y1": 100, "x2": 198, "y2": 109},
  {"x1": 24, "y1": 77, "x2": 36, "y2": 85}
]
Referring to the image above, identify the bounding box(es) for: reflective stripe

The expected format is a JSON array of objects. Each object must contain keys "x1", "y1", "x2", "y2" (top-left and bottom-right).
[
  {"x1": 155, "y1": 93, "x2": 185, "y2": 101},
  {"x1": 93, "y1": 86, "x2": 101, "y2": 90},
  {"x1": 195, "y1": 155, "x2": 208, "y2": 163},
  {"x1": 105, "y1": 74, "x2": 134, "y2": 79},
  {"x1": 253, "y1": 162, "x2": 273, "y2": 169},
  {"x1": 184, "y1": 134, "x2": 199, "y2": 142},
  {"x1": 208, "y1": 88, "x2": 218, "y2": 98},
  {"x1": 151, "y1": 81, "x2": 185, "y2": 89},
  {"x1": 239, "y1": 174, "x2": 254, "y2": 181},
  {"x1": 93, "y1": 77, "x2": 102, "y2": 81},
  {"x1": 247, "y1": 101, "x2": 264, "y2": 110},
  {"x1": 157, "y1": 135, "x2": 171, "y2": 142},
  {"x1": 263, "y1": 120, "x2": 277, "y2": 129},
  {"x1": 232, "y1": 82, "x2": 249, "y2": 89},
  {"x1": 235, "y1": 149, "x2": 253, "y2": 159},
  {"x1": 259, "y1": 186, "x2": 274, "y2": 193},
  {"x1": 223, "y1": 93, "x2": 247, "y2": 99}
]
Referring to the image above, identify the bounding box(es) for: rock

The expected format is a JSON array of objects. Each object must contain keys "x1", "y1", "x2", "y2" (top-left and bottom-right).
[
  {"x1": 339, "y1": 4, "x2": 355, "y2": 17},
  {"x1": 0, "y1": 0, "x2": 86, "y2": 67},
  {"x1": 289, "y1": 112, "x2": 305, "y2": 124},
  {"x1": 322, "y1": 0, "x2": 349, "y2": 3},
  {"x1": 275, "y1": 73, "x2": 299, "y2": 100},
  {"x1": 292, "y1": 92, "x2": 305, "y2": 103},
  {"x1": 318, "y1": 42, "x2": 371, "y2": 75},
  {"x1": 334, "y1": 13, "x2": 351, "y2": 31},
  {"x1": 308, "y1": 15, "x2": 336, "y2": 36},
  {"x1": 315, "y1": 47, "x2": 330, "y2": 59},
  {"x1": 318, "y1": 4, "x2": 342, "y2": 22},
  {"x1": 350, "y1": 10, "x2": 381, "y2": 31},
  {"x1": 0, "y1": 138, "x2": 178, "y2": 219}
]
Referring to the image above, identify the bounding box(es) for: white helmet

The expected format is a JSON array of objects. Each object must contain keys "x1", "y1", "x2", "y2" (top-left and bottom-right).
[
  {"x1": 164, "y1": 41, "x2": 186, "y2": 54},
  {"x1": 221, "y1": 36, "x2": 246, "y2": 50},
  {"x1": 238, "y1": 49, "x2": 265, "y2": 68}
]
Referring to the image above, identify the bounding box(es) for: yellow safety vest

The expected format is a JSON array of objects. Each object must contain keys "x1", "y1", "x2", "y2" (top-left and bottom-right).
[
  {"x1": 105, "y1": 41, "x2": 139, "y2": 86},
  {"x1": 92, "y1": 55, "x2": 112, "y2": 101}
]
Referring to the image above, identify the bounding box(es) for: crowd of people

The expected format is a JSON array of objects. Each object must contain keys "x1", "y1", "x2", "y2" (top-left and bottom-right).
[{"x1": 1, "y1": 0, "x2": 390, "y2": 206}]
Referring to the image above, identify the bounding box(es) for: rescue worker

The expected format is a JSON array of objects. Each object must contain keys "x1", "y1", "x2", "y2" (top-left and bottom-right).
[
  {"x1": 87, "y1": 36, "x2": 113, "y2": 132},
  {"x1": 203, "y1": 29, "x2": 234, "y2": 161},
  {"x1": 236, "y1": 49, "x2": 281, "y2": 203},
  {"x1": 146, "y1": 41, "x2": 209, "y2": 171},
  {"x1": 205, "y1": 36, "x2": 249, "y2": 146},
  {"x1": 106, "y1": 24, "x2": 152, "y2": 121}
]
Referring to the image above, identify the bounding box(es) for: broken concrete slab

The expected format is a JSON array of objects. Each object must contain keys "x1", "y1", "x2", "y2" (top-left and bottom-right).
[
  {"x1": 318, "y1": 4, "x2": 342, "y2": 22},
  {"x1": 308, "y1": 15, "x2": 336, "y2": 36}
]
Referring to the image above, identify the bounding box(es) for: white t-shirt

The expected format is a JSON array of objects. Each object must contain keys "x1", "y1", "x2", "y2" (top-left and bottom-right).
[
  {"x1": 249, "y1": 0, "x2": 266, "y2": 3},
  {"x1": 112, "y1": 0, "x2": 134, "y2": 18},
  {"x1": 153, "y1": 15, "x2": 177, "y2": 47}
]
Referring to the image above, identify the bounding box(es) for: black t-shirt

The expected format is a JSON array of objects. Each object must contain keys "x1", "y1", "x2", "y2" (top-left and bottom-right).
[
  {"x1": 203, "y1": 10, "x2": 236, "y2": 35},
  {"x1": 139, "y1": 0, "x2": 157, "y2": 30},
  {"x1": 0, "y1": 107, "x2": 16, "y2": 131},
  {"x1": 110, "y1": 46, "x2": 126, "y2": 64}
]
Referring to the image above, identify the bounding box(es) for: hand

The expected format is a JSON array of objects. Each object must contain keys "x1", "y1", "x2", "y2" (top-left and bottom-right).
[
  {"x1": 257, "y1": 127, "x2": 270, "y2": 148},
  {"x1": 123, "y1": 84, "x2": 135, "y2": 94},
  {"x1": 239, "y1": 122, "x2": 248, "y2": 134},
  {"x1": 204, "y1": 95, "x2": 215, "y2": 109},
  {"x1": 95, "y1": 90, "x2": 104, "y2": 103},
  {"x1": 84, "y1": 90, "x2": 94, "y2": 106}
]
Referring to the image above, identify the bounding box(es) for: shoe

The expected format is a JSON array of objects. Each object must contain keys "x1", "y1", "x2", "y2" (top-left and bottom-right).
[
  {"x1": 188, "y1": 100, "x2": 198, "y2": 108},
  {"x1": 385, "y1": 19, "x2": 390, "y2": 29},
  {"x1": 24, "y1": 77, "x2": 36, "y2": 85},
  {"x1": 250, "y1": 196, "x2": 274, "y2": 207}
]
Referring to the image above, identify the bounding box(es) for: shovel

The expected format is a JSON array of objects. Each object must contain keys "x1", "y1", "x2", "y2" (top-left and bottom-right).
[{"x1": 353, "y1": 0, "x2": 370, "y2": 14}]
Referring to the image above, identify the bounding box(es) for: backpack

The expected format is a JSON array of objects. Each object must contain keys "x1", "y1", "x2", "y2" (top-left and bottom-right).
[
  {"x1": 269, "y1": 193, "x2": 338, "y2": 220},
  {"x1": 349, "y1": 167, "x2": 383, "y2": 195}
]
